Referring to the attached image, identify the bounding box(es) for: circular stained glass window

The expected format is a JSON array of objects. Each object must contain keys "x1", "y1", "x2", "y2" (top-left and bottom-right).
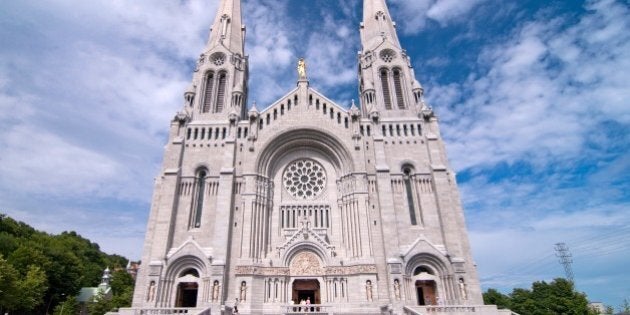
[
  {"x1": 283, "y1": 159, "x2": 327, "y2": 199},
  {"x1": 210, "y1": 52, "x2": 226, "y2": 66},
  {"x1": 379, "y1": 49, "x2": 396, "y2": 63}
]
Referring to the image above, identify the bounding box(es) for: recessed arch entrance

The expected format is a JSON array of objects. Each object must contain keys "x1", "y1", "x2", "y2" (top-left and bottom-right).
[
  {"x1": 176, "y1": 282, "x2": 198, "y2": 307},
  {"x1": 292, "y1": 279, "x2": 321, "y2": 304},
  {"x1": 415, "y1": 280, "x2": 437, "y2": 306}
]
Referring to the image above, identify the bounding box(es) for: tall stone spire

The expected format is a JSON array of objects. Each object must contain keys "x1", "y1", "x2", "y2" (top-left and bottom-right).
[
  {"x1": 184, "y1": 0, "x2": 247, "y2": 120},
  {"x1": 358, "y1": 0, "x2": 424, "y2": 118},
  {"x1": 361, "y1": 0, "x2": 401, "y2": 51},
  {"x1": 206, "y1": 0, "x2": 245, "y2": 55}
]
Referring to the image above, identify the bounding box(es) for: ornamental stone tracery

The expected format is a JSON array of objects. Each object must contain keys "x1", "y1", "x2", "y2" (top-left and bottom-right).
[{"x1": 283, "y1": 159, "x2": 327, "y2": 199}]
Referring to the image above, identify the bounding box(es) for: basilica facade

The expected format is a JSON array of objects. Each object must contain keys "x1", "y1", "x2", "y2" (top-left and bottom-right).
[{"x1": 123, "y1": 0, "x2": 509, "y2": 314}]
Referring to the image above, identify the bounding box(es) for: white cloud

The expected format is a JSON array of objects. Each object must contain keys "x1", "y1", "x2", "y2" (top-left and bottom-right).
[
  {"x1": 433, "y1": 0, "x2": 630, "y2": 171},
  {"x1": 0, "y1": 125, "x2": 121, "y2": 196},
  {"x1": 304, "y1": 14, "x2": 357, "y2": 89},
  {"x1": 416, "y1": 0, "x2": 630, "y2": 301},
  {"x1": 390, "y1": 0, "x2": 487, "y2": 33},
  {"x1": 426, "y1": 0, "x2": 488, "y2": 26}
]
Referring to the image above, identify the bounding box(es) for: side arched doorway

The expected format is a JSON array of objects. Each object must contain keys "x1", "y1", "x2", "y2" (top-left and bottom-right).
[
  {"x1": 416, "y1": 280, "x2": 437, "y2": 306},
  {"x1": 176, "y1": 282, "x2": 199, "y2": 307}
]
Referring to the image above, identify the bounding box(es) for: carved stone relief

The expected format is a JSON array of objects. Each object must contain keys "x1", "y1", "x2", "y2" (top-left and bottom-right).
[{"x1": 290, "y1": 251, "x2": 323, "y2": 276}]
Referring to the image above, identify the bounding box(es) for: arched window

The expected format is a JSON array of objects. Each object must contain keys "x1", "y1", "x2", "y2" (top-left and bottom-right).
[
  {"x1": 215, "y1": 72, "x2": 227, "y2": 113},
  {"x1": 393, "y1": 69, "x2": 405, "y2": 109},
  {"x1": 202, "y1": 72, "x2": 215, "y2": 113},
  {"x1": 403, "y1": 167, "x2": 417, "y2": 225},
  {"x1": 180, "y1": 268, "x2": 200, "y2": 278},
  {"x1": 380, "y1": 69, "x2": 392, "y2": 110},
  {"x1": 414, "y1": 266, "x2": 434, "y2": 276},
  {"x1": 191, "y1": 169, "x2": 207, "y2": 228}
]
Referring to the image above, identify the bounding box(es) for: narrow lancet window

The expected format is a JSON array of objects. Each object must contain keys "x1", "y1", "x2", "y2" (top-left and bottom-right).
[
  {"x1": 215, "y1": 72, "x2": 227, "y2": 113},
  {"x1": 202, "y1": 72, "x2": 215, "y2": 113},
  {"x1": 381, "y1": 69, "x2": 392, "y2": 110},
  {"x1": 192, "y1": 169, "x2": 207, "y2": 228},
  {"x1": 403, "y1": 167, "x2": 417, "y2": 225},
  {"x1": 393, "y1": 69, "x2": 405, "y2": 109}
]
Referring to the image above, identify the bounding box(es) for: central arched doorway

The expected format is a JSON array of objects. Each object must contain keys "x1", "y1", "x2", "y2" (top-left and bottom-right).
[
  {"x1": 176, "y1": 282, "x2": 198, "y2": 307},
  {"x1": 416, "y1": 280, "x2": 437, "y2": 306},
  {"x1": 292, "y1": 279, "x2": 321, "y2": 304}
]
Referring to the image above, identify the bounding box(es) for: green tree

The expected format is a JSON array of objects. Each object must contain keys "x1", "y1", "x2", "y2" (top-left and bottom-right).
[
  {"x1": 7, "y1": 245, "x2": 52, "y2": 275},
  {"x1": 0, "y1": 256, "x2": 48, "y2": 313},
  {"x1": 0, "y1": 255, "x2": 21, "y2": 311},
  {"x1": 485, "y1": 278, "x2": 598, "y2": 315},
  {"x1": 110, "y1": 269, "x2": 134, "y2": 295},
  {"x1": 509, "y1": 288, "x2": 536, "y2": 315},
  {"x1": 620, "y1": 298, "x2": 630, "y2": 314},
  {"x1": 483, "y1": 288, "x2": 511, "y2": 310},
  {"x1": 16, "y1": 265, "x2": 49, "y2": 311},
  {"x1": 53, "y1": 296, "x2": 79, "y2": 315},
  {"x1": 88, "y1": 290, "x2": 114, "y2": 315},
  {"x1": 110, "y1": 269, "x2": 135, "y2": 308},
  {"x1": 0, "y1": 214, "x2": 134, "y2": 313}
]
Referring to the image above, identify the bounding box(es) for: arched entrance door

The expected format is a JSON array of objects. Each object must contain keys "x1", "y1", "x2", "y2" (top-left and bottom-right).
[
  {"x1": 176, "y1": 282, "x2": 198, "y2": 307},
  {"x1": 292, "y1": 279, "x2": 320, "y2": 304},
  {"x1": 416, "y1": 280, "x2": 437, "y2": 306}
]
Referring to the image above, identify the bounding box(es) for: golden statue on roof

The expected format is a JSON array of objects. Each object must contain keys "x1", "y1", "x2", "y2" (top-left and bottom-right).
[{"x1": 297, "y1": 58, "x2": 307, "y2": 79}]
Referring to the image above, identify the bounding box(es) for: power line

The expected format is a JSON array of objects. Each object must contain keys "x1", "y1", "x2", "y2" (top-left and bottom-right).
[{"x1": 555, "y1": 242, "x2": 574, "y2": 284}]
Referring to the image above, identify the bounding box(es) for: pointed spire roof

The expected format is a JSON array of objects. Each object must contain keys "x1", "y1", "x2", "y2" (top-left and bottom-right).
[
  {"x1": 361, "y1": 0, "x2": 401, "y2": 50},
  {"x1": 206, "y1": 0, "x2": 244, "y2": 54}
]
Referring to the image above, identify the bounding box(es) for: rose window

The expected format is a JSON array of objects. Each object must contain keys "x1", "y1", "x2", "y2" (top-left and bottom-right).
[
  {"x1": 380, "y1": 49, "x2": 396, "y2": 63},
  {"x1": 210, "y1": 52, "x2": 226, "y2": 66},
  {"x1": 283, "y1": 159, "x2": 326, "y2": 199}
]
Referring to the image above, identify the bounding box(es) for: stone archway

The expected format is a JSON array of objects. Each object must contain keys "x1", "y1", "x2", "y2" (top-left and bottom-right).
[
  {"x1": 176, "y1": 282, "x2": 198, "y2": 307},
  {"x1": 416, "y1": 280, "x2": 437, "y2": 306},
  {"x1": 289, "y1": 251, "x2": 324, "y2": 305},
  {"x1": 292, "y1": 279, "x2": 321, "y2": 304}
]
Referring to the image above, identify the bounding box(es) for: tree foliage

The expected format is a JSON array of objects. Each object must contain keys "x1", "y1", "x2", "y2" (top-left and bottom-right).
[
  {"x1": 53, "y1": 296, "x2": 79, "y2": 315},
  {"x1": 0, "y1": 256, "x2": 47, "y2": 312},
  {"x1": 483, "y1": 288, "x2": 511, "y2": 310},
  {"x1": 88, "y1": 291, "x2": 115, "y2": 315},
  {"x1": 483, "y1": 278, "x2": 598, "y2": 315},
  {"x1": 0, "y1": 213, "x2": 133, "y2": 314}
]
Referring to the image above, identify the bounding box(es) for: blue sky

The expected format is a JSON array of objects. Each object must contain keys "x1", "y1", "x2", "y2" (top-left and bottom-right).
[{"x1": 1, "y1": 0, "x2": 628, "y2": 308}]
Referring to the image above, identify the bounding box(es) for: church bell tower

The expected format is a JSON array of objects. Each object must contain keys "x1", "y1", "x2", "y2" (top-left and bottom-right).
[
  {"x1": 188, "y1": 0, "x2": 248, "y2": 121},
  {"x1": 359, "y1": 0, "x2": 426, "y2": 119}
]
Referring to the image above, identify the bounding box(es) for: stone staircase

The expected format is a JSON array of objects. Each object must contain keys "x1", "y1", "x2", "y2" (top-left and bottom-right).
[
  {"x1": 108, "y1": 306, "x2": 213, "y2": 315},
  {"x1": 402, "y1": 305, "x2": 519, "y2": 315}
]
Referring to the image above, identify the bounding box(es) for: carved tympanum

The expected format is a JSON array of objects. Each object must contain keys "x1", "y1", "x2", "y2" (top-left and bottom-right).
[{"x1": 290, "y1": 252, "x2": 322, "y2": 276}]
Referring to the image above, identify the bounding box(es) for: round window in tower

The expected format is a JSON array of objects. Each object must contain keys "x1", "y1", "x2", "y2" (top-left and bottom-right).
[
  {"x1": 210, "y1": 52, "x2": 226, "y2": 66},
  {"x1": 379, "y1": 49, "x2": 396, "y2": 63},
  {"x1": 283, "y1": 159, "x2": 327, "y2": 199}
]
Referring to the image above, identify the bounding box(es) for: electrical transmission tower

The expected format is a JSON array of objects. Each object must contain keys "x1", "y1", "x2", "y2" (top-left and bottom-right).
[{"x1": 555, "y1": 242, "x2": 574, "y2": 283}]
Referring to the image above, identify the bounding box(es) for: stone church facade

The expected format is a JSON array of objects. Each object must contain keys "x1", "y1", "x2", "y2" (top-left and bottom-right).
[{"x1": 121, "y1": 0, "x2": 511, "y2": 314}]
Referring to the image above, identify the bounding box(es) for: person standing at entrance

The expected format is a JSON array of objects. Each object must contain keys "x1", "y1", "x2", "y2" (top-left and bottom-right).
[{"x1": 306, "y1": 297, "x2": 311, "y2": 312}]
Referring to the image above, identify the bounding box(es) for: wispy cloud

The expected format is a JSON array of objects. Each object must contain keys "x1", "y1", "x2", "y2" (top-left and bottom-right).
[
  {"x1": 436, "y1": 0, "x2": 630, "y2": 171},
  {"x1": 390, "y1": 0, "x2": 488, "y2": 33},
  {"x1": 423, "y1": 0, "x2": 630, "y2": 303}
]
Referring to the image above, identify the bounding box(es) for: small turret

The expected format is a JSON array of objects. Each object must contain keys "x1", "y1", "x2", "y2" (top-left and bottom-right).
[
  {"x1": 184, "y1": 84, "x2": 196, "y2": 107},
  {"x1": 101, "y1": 267, "x2": 111, "y2": 286}
]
